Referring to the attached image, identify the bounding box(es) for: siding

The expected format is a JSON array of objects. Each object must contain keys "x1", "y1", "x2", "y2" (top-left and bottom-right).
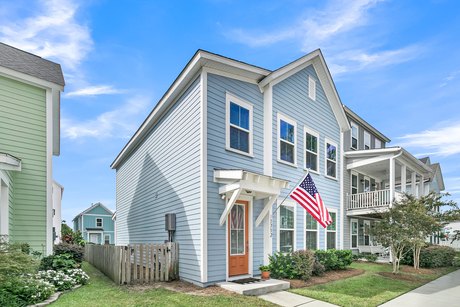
[
  {"x1": 0, "y1": 75, "x2": 47, "y2": 252},
  {"x1": 272, "y1": 65, "x2": 341, "y2": 251},
  {"x1": 206, "y1": 73, "x2": 264, "y2": 283},
  {"x1": 115, "y1": 76, "x2": 202, "y2": 283}
]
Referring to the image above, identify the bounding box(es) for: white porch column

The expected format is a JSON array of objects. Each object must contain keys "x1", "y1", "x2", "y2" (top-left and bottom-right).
[
  {"x1": 419, "y1": 175, "x2": 425, "y2": 197},
  {"x1": 411, "y1": 171, "x2": 417, "y2": 197},
  {"x1": 401, "y1": 164, "x2": 407, "y2": 193},
  {"x1": 389, "y1": 158, "x2": 395, "y2": 207}
]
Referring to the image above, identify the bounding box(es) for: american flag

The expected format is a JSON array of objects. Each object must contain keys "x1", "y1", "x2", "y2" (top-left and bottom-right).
[{"x1": 289, "y1": 173, "x2": 332, "y2": 228}]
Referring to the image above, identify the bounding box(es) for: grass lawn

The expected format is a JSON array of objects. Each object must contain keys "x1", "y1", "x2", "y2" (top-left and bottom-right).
[
  {"x1": 52, "y1": 263, "x2": 274, "y2": 307},
  {"x1": 290, "y1": 262, "x2": 457, "y2": 307}
]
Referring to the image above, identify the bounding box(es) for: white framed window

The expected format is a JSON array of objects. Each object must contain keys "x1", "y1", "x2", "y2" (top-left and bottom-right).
[
  {"x1": 351, "y1": 172, "x2": 358, "y2": 195},
  {"x1": 325, "y1": 139, "x2": 338, "y2": 179},
  {"x1": 226, "y1": 92, "x2": 253, "y2": 156},
  {"x1": 304, "y1": 127, "x2": 319, "y2": 173},
  {"x1": 305, "y1": 213, "x2": 318, "y2": 250},
  {"x1": 351, "y1": 219, "x2": 358, "y2": 249},
  {"x1": 363, "y1": 176, "x2": 371, "y2": 192},
  {"x1": 308, "y1": 76, "x2": 316, "y2": 101},
  {"x1": 364, "y1": 220, "x2": 371, "y2": 246},
  {"x1": 96, "y1": 218, "x2": 103, "y2": 228},
  {"x1": 351, "y1": 121, "x2": 359, "y2": 150},
  {"x1": 104, "y1": 234, "x2": 110, "y2": 245},
  {"x1": 277, "y1": 113, "x2": 297, "y2": 166},
  {"x1": 278, "y1": 203, "x2": 296, "y2": 253},
  {"x1": 326, "y1": 210, "x2": 337, "y2": 250},
  {"x1": 364, "y1": 131, "x2": 371, "y2": 150},
  {"x1": 375, "y1": 138, "x2": 382, "y2": 149}
]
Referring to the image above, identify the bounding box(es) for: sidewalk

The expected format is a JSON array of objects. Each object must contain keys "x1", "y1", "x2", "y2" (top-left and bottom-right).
[
  {"x1": 380, "y1": 269, "x2": 460, "y2": 306},
  {"x1": 259, "y1": 291, "x2": 338, "y2": 307}
]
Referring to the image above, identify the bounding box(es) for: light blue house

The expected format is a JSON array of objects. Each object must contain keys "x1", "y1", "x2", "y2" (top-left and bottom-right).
[
  {"x1": 111, "y1": 49, "x2": 351, "y2": 286},
  {"x1": 73, "y1": 203, "x2": 114, "y2": 245}
]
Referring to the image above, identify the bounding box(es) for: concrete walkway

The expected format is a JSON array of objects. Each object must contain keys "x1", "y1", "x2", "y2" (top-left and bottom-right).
[
  {"x1": 380, "y1": 269, "x2": 460, "y2": 306},
  {"x1": 258, "y1": 291, "x2": 338, "y2": 307}
]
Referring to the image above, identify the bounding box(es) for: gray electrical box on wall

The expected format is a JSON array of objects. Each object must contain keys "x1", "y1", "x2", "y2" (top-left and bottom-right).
[{"x1": 165, "y1": 213, "x2": 176, "y2": 231}]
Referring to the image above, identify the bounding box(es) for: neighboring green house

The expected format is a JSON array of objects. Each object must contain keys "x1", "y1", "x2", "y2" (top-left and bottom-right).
[
  {"x1": 0, "y1": 42, "x2": 65, "y2": 255},
  {"x1": 72, "y1": 203, "x2": 115, "y2": 245}
]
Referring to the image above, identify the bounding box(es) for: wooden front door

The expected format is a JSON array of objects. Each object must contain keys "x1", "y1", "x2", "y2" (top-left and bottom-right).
[{"x1": 228, "y1": 200, "x2": 249, "y2": 277}]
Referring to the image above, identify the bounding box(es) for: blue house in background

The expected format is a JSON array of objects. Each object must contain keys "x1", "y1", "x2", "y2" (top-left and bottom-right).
[{"x1": 73, "y1": 203, "x2": 115, "y2": 245}]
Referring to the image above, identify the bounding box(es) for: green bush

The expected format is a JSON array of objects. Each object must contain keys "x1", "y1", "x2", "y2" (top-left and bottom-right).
[
  {"x1": 420, "y1": 245, "x2": 456, "y2": 268},
  {"x1": 268, "y1": 252, "x2": 297, "y2": 279},
  {"x1": 291, "y1": 250, "x2": 315, "y2": 281},
  {"x1": 1, "y1": 277, "x2": 55, "y2": 306},
  {"x1": 315, "y1": 249, "x2": 353, "y2": 270},
  {"x1": 0, "y1": 243, "x2": 37, "y2": 283},
  {"x1": 357, "y1": 253, "x2": 378, "y2": 262},
  {"x1": 0, "y1": 288, "x2": 23, "y2": 307},
  {"x1": 39, "y1": 254, "x2": 78, "y2": 271},
  {"x1": 54, "y1": 243, "x2": 84, "y2": 263},
  {"x1": 452, "y1": 256, "x2": 460, "y2": 267},
  {"x1": 312, "y1": 259, "x2": 325, "y2": 276}
]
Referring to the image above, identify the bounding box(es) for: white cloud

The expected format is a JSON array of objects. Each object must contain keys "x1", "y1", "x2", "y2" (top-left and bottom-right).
[
  {"x1": 439, "y1": 70, "x2": 460, "y2": 88},
  {"x1": 397, "y1": 122, "x2": 460, "y2": 156},
  {"x1": 65, "y1": 85, "x2": 125, "y2": 97},
  {"x1": 0, "y1": 0, "x2": 92, "y2": 71},
  {"x1": 62, "y1": 96, "x2": 152, "y2": 139}
]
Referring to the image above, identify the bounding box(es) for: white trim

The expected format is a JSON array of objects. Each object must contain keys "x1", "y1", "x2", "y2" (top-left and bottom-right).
[
  {"x1": 263, "y1": 84, "x2": 273, "y2": 176},
  {"x1": 350, "y1": 218, "x2": 358, "y2": 249},
  {"x1": 0, "y1": 65, "x2": 63, "y2": 91},
  {"x1": 350, "y1": 121, "x2": 359, "y2": 150},
  {"x1": 351, "y1": 171, "x2": 359, "y2": 195},
  {"x1": 303, "y1": 126, "x2": 320, "y2": 174},
  {"x1": 277, "y1": 199, "x2": 297, "y2": 252},
  {"x1": 202, "y1": 67, "x2": 259, "y2": 85},
  {"x1": 95, "y1": 217, "x2": 103, "y2": 228},
  {"x1": 46, "y1": 89, "x2": 53, "y2": 255},
  {"x1": 200, "y1": 69, "x2": 208, "y2": 283},
  {"x1": 374, "y1": 138, "x2": 382, "y2": 149},
  {"x1": 325, "y1": 138, "x2": 338, "y2": 180},
  {"x1": 363, "y1": 220, "x2": 371, "y2": 246},
  {"x1": 87, "y1": 231, "x2": 103, "y2": 245},
  {"x1": 0, "y1": 171, "x2": 9, "y2": 236},
  {"x1": 339, "y1": 131, "x2": 344, "y2": 250},
  {"x1": 263, "y1": 205, "x2": 272, "y2": 265},
  {"x1": 225, "y1": 92, "x2": 254, "y2": 157},
  {"x1": 277, "y1": 113, "x2": 297, "y2": 167},
  {"x1": 304, "y1": 210, "x2": 320, "y2": 250},
  {"x1": 364, "y1": 130, "x2": 371, "y2": 150},
  {"x1": 104, "y1": 233, "x2": 111, "y2": 244},
  {"x1": 308, "y1": 75, "x2": 316, "y2": 101},
  {"x1": 325, "y1": 208, "x2": 338, "y2": 250},
  {"x1": 80, "y1": 214, "x2": 113, "y2": 217}
]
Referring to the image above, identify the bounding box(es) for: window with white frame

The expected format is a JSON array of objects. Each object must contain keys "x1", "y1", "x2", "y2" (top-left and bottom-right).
[
  {"x1": 351, "y1": 219, "x2": 358, "y2": 248},
  {"x1": 279, "y1": 205, "x2": 295, "y2": 253},
  {"x1": 278, "y1": 114, "x2": 296, "y2": 165},
  {"x1": 308, "y1": 76, "x2": 316, "y2": 101},
  {"x1": 305, "y1": 213, "x2": 318, "y2": 250},
  {"x1": 226, "y1": 93, "x2": 253, "y2": 155},
  {"x1": 325, "y1": 140, "x2": 337, "y2": 178},
  {"x1": 96, "y1": 218, "x2": 103, "y2": 227},
  {"x1": 326, "y1": 212, "x2": 337, "y2": 249},
  {"x1": 304, "y1": 127, "x2": 319, "y2": 172},
  {"x1": 364, "y1": 131, "x2": 371, "y2": 150},
  {"x1": 351, "y1": 122, "x2": 358, "y2": 150},
  {"x1": 375, "y1": 138, "x2": 382, "y2": 149},
  {"x1": 104, "y1": 234, "x2": 110, "y2": 245},
  {"x1": 364, "y1": 220, "x2": 371, "y2": 246},
  {"x1": 351, "y1": 173, "x2": 358, "y2": 195}
]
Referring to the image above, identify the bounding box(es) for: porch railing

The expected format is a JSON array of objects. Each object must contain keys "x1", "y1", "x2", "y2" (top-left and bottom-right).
[{"x1": 347, "y1": 189, "x2": 403, "y2": 211}]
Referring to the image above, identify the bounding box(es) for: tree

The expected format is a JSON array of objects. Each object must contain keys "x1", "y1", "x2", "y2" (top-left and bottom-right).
[{"x1": 60, "y1": 221, "x2": 85, "y2": 246}]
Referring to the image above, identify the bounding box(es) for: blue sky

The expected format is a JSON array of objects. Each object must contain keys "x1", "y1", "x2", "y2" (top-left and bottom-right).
[{"x1": 0, "y1": 0, "x2": 459, "y2": 225}]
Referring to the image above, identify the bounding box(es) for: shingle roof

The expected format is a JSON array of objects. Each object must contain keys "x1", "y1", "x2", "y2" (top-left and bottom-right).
[{"x1": 0, "y1": 42, "x2": 65, "y2": 86}]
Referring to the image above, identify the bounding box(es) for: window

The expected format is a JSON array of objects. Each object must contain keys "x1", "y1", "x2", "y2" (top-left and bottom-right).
[
  {"x1": 351, "y1": 173, "x2": 358, "y2": 195},
  {"x1": 96, "y1": 218, "x2": 103, "y2": 227},
  {"x1": 226, "y1": 93, "x2": 253, "y2": 155},
  {"x1": 104, "y1": 234, "x2": 110, "y2": 245},
  {"x1": 304, "y1": 127, "x2": 319, "y2": 172},
  {"x1": 363, "y1": 177, "x2": 371, "y2": 192},
  {"x1": 230, "y1": 204, "x2": 245, "y2": 255},
  {"x1": 351, "y1": 122, "x2": 358, "y2": 150},
  {"x1": 325, "y1": 140, "x2": 337, "y2": 179},
  {"x1": 351, "y1": 219, "x2": 358, "y2": 248},
  {"x1": 375, "y1": 138, "x2": 382, "y2": 149},
  {"x1": 308, "y1": 76, "x2": 316, "y2": 101},
  {"x1": 279, "y1": 205, "x2": 295, "y2": 253},
  {"x1": 278, "y1": 114, "x2": 296, "y2": 165},
  {"x1": 305, "y1": 213, "x2": 318, "y2": 250},
  {"x1": 364, "y1": 220, "x2": 371, "y2": 246},
  {"x1": 326, "y1": 212, "x2": 337, "y2": 249},
  {"x1": 364, "y1": 131, "x2": 371, "y2": 150}
]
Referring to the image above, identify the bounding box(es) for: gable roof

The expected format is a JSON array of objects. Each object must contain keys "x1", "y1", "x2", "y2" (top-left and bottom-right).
[
  {"x1": 419, "y1": 157, "x2": 430, "y2": 165},
  {"x1": 343, "y1": 105, "x2": 391, "y2": 143},
  {"x1": 430, "y1": 163, "x2": 445, "y2": 191},
  {"x1": 72, "y1": 202, "x2": 113, "y2": 221},
  {"x1": 0, "y1": 43, "x2": 65, "y2": 87}
]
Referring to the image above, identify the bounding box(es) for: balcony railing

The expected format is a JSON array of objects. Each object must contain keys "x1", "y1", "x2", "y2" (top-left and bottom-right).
[{"x1": 347, "y1": 189, "x2": 404, "y2": 211}]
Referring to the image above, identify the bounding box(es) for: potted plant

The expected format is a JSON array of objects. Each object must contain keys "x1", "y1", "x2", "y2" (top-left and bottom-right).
[{"x1": 259, "y1": 265, "x2": 271, "y2": 280}]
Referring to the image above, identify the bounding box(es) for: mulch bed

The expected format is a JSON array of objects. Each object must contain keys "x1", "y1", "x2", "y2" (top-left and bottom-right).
[{"x1": 287, "y1": 268, "x2": 365, "y2": 288}]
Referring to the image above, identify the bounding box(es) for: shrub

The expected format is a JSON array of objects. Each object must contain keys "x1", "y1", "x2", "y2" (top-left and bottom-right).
[
  {"x1": 54, "y1": 243, "x2": 84, "y2": 263},
  {"x1": 39, "y1": 254, "x2": 77, "y2": 271},
  {"x1": 452, "y1": 256, "x2": 460, "y2": 267},
  {"x1": 291, "y1": 250, "x2": 315, "y2": 281},
  {"x1": 268, "y1": 252, "x2": 297, "y2": 279},
  {"x1": 420, "y1": 245, "x2": 456, "y2": 268},
  {"x1": 36, "y1": 270, "x2": 77, "y2": 291},
  {"x1": 315, "y1": 249, "x2": 353, "y2": 271},
  {"x1": 1, "y1": 277, "x2": 55, "y2": 306},
  {"x1": 0, "y1": 288, "x2": 23, "y2": 307},
  {"x1": 66, "y1": 269, "x2": 90, "y2": 285},
  {"x1": 358, "y1": 253, "x2": 378, "y2": 262},
  {"x1": 312, "y1": 259, "x2": 326, "y2": 276},
  {"x1": 0, "y1": 243, "x2": 37, "y2": 283}
]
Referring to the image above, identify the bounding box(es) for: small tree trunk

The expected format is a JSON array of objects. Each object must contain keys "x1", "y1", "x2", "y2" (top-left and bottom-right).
[
  {"x1": 415, "y1": 246, "x2": 422, "y2": 270},
  {"x1": 413, "y1": 247, "x2": 417, "y2": 269}
]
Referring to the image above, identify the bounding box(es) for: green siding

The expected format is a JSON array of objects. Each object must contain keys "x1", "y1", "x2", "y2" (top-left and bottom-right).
[{"x1": 0, "y1": 75, "x2": 48, "y2": 253}]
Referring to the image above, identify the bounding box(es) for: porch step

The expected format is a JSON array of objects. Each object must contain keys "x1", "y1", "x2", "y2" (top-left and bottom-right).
[{"x1": 217, "y1": 278, "x2": 290, "y2": 296}]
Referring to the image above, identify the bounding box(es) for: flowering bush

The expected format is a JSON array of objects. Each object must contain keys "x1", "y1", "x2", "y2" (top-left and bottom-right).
[
  {"x1": 67, "y1": 268, "x2": 90, "y2": 285},
  {"x1": 1, "y1": 276, "x2": 55, "y2": 306},
  {"x1": 36, "y1": 270, "x2": 76, "y2": 291}
]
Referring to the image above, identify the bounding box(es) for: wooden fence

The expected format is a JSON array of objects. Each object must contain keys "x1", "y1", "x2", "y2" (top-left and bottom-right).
[{"x1": 85, "y1": 243, "x2": 179, "y2": 285}]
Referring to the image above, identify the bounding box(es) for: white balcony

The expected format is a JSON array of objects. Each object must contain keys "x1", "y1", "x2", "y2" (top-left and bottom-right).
[{"x1": 346, "y1": 189, "x2": 404, "y2": 216}]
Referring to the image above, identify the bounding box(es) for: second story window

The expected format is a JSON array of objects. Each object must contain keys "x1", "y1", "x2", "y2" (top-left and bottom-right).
[
  {"x1": 364, "y1": 131, "x2": 371, "y2": 150},
  {"x1": 96, "y1": 218, "x2": 103, "y2": 227},
  {"x1": 304, "y1": 127, "x2": 319, "y2": 172},
  {"x1": 351, "y1": 121, "x2": 358, "y2": 150},
  {"x1": 325, "y1": 140, "x2": 337, "y2": 179},
  {"x1": 226, "y1": 93, "x2": 253, "y2": 156},
  {"x1": 375, "y1": 138, "x2": 382, "y2": 149},
  {"x1": 278, "y1": 113, "x2": 296, "y2": 165}
]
